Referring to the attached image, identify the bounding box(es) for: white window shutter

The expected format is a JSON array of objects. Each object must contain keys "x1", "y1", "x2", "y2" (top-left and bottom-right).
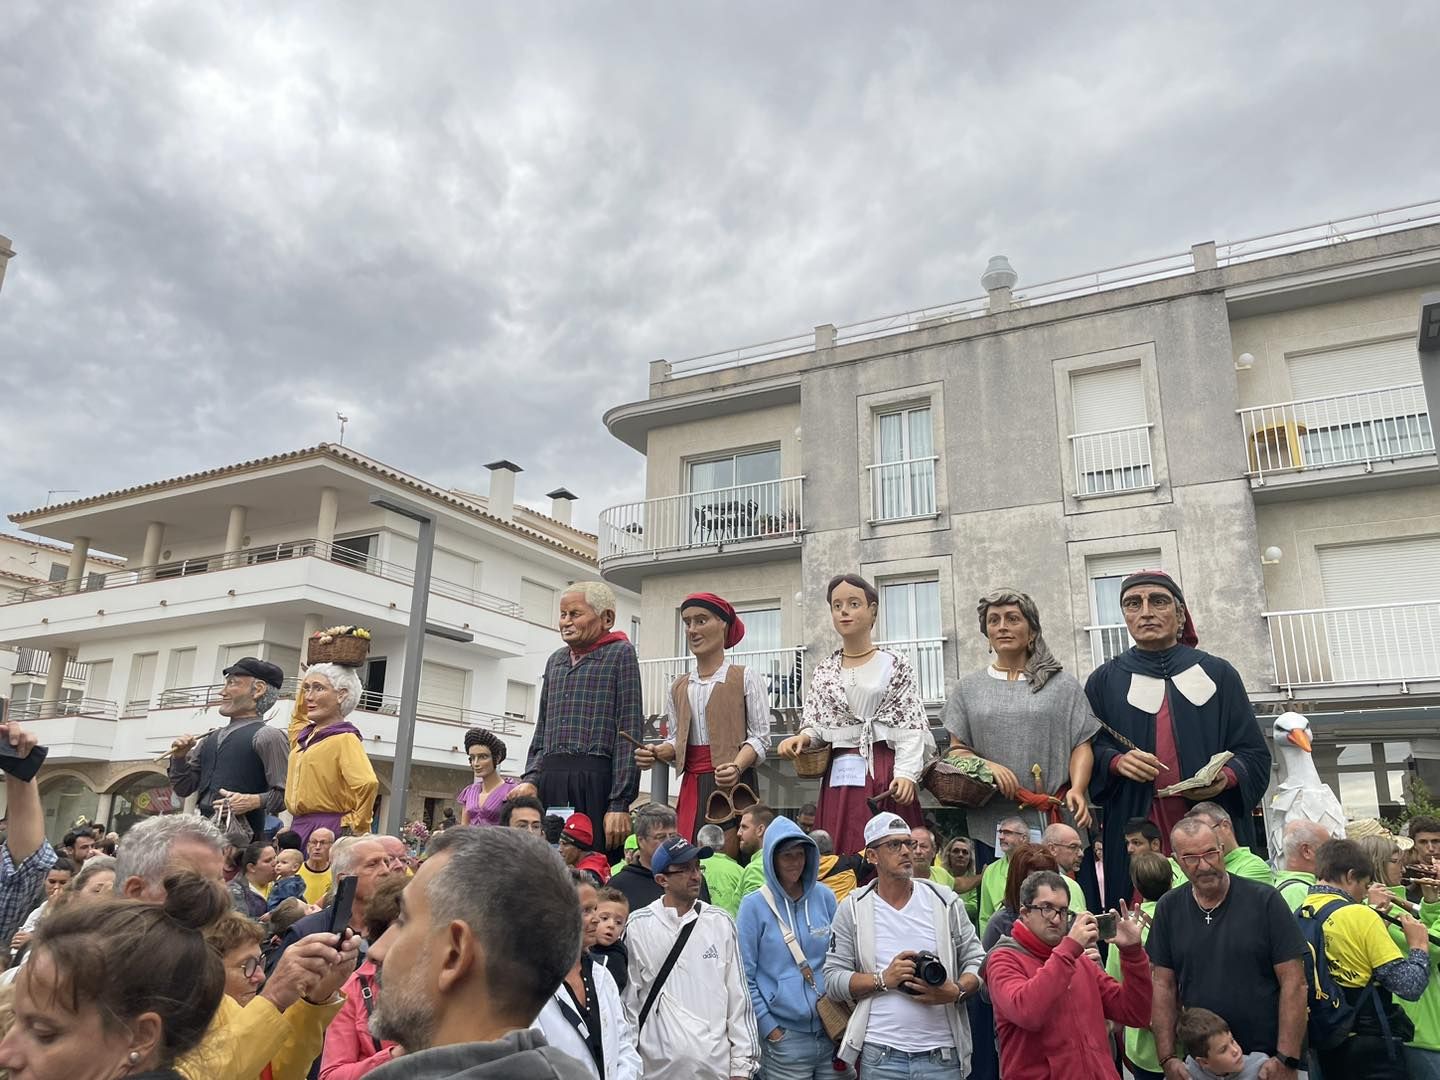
[{"x1": 1071, "y1": 365, "x2": 1147, "y2": 433}]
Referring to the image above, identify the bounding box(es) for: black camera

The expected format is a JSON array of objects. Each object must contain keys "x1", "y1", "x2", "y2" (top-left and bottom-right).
[{"x1": 899, "y1": 950, "x2": 947, "y2": 994}]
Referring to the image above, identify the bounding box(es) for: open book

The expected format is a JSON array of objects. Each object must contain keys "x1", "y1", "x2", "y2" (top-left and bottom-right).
[{"x1": 1156, "y1": 751, "x2": 1234, "y2": 797}]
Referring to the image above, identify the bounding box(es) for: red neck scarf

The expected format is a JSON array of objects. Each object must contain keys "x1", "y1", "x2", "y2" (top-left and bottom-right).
[
  {"x1": 1012, "y1": 919, "x2": 1057, "y2": 959},
  {"x1": 570, "y1": 630, "x2": 629, "y2": 661}
]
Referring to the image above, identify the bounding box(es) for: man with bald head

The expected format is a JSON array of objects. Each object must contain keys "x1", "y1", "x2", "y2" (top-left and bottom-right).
[
  {"x1": 513, "y1": 580, "x2": 643, "y2": 855},
  {"x1": 1275, "y1": 819, "x2": 1331, "y2": 911},
  {"x1": 1042, "y1": 822, "x2": 1091, "y2": 914},
  {"x1": 1147, "y1": 818, "x2": 1306, "y2": 1080}
]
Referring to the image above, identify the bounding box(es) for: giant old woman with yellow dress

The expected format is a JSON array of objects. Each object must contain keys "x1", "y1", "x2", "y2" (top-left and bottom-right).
[{"x1": 286, "y1": 662, "x2": 379, "y2": 842}]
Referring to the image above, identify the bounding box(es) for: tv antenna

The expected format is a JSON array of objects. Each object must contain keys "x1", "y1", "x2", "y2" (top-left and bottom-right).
[
  {"x1": 45, "y1": 489, "x2": 80, "y2": 506},
  {"x1": 337, "y1": 413, "x2": 350, "y2": 445}
]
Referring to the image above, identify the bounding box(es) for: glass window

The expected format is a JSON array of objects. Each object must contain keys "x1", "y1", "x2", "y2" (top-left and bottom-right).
[
  {"x1": 873, "y1": 407, "x2": 936, "y2": 520},
  {"x1": 878, "y1": 579, "x2": 944, "y2": 702},
  {"x1": 110, "y1": 774, "x2": 180, "y2": 838},
  {"x1": 40, "y1": 776, "x2": 99, "y2": 844},
  {"x1": 687, "y1": 448, "x2": 783, "y2": 544}
]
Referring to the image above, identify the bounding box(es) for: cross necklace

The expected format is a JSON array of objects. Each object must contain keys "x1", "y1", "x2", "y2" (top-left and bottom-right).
[{"x1": 1194, "y1": 893, "x2": 1224, "y2": 925}]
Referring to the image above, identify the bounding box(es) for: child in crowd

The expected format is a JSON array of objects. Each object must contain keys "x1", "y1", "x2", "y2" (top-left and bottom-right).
[
  {"x1": 262, "y1": 897, "x2": 309, "y2": 971},
  {"x1": 266, "y1": 848, "x2": 307, "y2": 911},
  {"x1": 589, "y1": 887, "x2": 630, "y2": 993},
  {"x1": 1178, "y1": 1008, "x2": 1270, "y2": 1080}
]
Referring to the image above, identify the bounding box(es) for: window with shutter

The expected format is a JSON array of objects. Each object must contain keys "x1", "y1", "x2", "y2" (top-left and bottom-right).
[
  {"x1": 1286, "y1": 339, "x2": 1432, "y2": 467},
  {"x1": 1069, "y1": 366, "x2": 1154, "y2": 495},
  {"x1": 877, "y1": 579, "x2": 944, "y2": 701},
  {"x1": 521, "y1": 579, "x2": 557, "y2": 623},
  {"x1": 1085, "y1": 551, "x2": 1162, "y2": 664},
  {"x1": 419, "y1": 661, "x2": 468, "y2": 722},
  {"x1": 505, "y1": 681, "x2": 533, "y2": 723},
  {"x1": 1314, "y1": 537, "x2": 1440, "y2": 683}
]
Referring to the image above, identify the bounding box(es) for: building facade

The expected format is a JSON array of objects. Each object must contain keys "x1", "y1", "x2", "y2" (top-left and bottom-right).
[
  {"x1": 600, "y1": 202, "x2": 1440, "y2": 827},
  {"x1": 0, "y1": 445, "x2": 637, "y2": 839}
]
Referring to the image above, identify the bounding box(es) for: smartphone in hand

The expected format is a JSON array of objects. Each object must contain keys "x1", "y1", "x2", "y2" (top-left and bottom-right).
[
  {"x1": 328, "y1": 875, "x2": 359, "y2": 936},
  {"x1": 1095, "y1": 912, "x2": 1118, "y2": 941}
]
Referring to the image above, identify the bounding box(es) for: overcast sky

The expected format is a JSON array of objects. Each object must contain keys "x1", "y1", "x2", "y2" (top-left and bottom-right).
[{"x1": 2, "y1": 2, "x2": 1437, "y2": 539}]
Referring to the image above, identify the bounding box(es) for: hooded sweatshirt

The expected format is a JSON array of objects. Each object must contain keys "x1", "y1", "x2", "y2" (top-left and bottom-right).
[
  {"x1": 367, "y1": 1029, "x2": 594, "y2": 1080},
  {"x1": 736, "y1": 816, "x2": 838, "y2": 1040}
]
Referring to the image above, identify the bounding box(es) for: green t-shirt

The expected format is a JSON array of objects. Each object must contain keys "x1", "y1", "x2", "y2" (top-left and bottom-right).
[
  {"x1": 924, "y1": 864, "x2": 955, "y2": 887},
  {"x1": 701, "y1": 853, "x2": 745, "y2": 918},
  {"x1": 1106, "y1": 899, "x2": 1160, "y2": 1073},
  {"x1": 740, "y1": 854, "x2": 765, "y2": 899},
  {"x1": 1226, "y1": 845, "x2": 1275, "y2": 885},
  {"x1": 1275, "y1": 871, "x2": 1316, "y2": 911},
  {"x1": 979, "y1": 856, "x2": 1010, "y2": 927},
  {"x1": 1393, "y1": 898, "x2": 1440, "y2": 1051}
]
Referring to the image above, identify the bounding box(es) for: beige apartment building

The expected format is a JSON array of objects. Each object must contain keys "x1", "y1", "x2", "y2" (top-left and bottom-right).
[{"x1": 600, "y1": 201, "x2": 1440, "y2": 825}]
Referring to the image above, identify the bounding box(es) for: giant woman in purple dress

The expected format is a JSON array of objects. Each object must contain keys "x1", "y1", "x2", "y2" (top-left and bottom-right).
[{"x1": 456, "y1": 727, "x2": 518, "y2": 826}]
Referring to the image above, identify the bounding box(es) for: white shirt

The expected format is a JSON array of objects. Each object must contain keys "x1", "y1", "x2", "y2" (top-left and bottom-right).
[
  {"x1": 866, "y1": 885, "x2": 956, "y2": 1052},
  {"x1": 843, "y1": 651, "x2": 895, "y2": 720},
  {"x1": 533, "y1": 960, "x2": 641, "y2": 1080},
  {"x1": 665, "y1": 661, "x2": 771, "y2": 764}
]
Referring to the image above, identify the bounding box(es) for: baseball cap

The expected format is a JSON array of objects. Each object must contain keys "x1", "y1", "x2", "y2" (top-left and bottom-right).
[
  {"x1": 863, "y1": 812, "x2": 913, "y2": 849},
  {"x1": 561, "y1": 812, "x2": 594, "y2": 848},
  {"x1": 650, "y1": 835, "x2": 712, "y2": 877},
  {"x1": 222, "y1": 656, "x2": 286, "y2": 690}
]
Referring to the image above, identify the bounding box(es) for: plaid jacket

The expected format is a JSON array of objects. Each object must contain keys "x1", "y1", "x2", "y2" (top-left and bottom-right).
[
  {"x1": 0, "y1": 839, "x2": 57, "y2": 945},
  {"x1": 524, "y1": 639, "x2": 644, "y2": 812}
]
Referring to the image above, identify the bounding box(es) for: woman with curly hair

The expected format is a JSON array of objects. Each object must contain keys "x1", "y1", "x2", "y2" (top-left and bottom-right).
[{"x1": 456, "y1": 728, "x2": 518, "y2": 826}]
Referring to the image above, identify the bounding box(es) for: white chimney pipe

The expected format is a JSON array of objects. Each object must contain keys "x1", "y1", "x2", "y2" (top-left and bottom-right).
[
  {"x1": 484, "y1": 460, "x2": 522, "y2": 521},
  {"x1": 546, "y1": 487, "x2": 578, "y2": 526}
]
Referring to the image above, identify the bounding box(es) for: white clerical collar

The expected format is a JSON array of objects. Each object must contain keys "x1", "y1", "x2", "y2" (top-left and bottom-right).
[{"x1": 1126, "y1": 665, "x2": 1217, "y2": 714}]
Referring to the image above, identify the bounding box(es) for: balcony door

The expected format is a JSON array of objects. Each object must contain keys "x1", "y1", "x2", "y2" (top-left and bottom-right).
[
  {"x1": 878, "y1": 579, "x2": 943, "y2": 700},
  {"x1": 1289, "y1": 337, "x2": 1431, "y2": 468},
  {"x1": 1318, "y1": 538, "x2": 1440, "y2": 683},
  {"x1": 1071, "y1": 365, "x2": 1152, "y2": 495},
  {"x1": 1085, "y1": 551, "x2": 1159, "y2": 666},
  {"x1": 688, "y1": 448, "x2": 780, "y2": 545},
  {"x1": 873, "y1": 407, "x2": 936, "y2": 520}
]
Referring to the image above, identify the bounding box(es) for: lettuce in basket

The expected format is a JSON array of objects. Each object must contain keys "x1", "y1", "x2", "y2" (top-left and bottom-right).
[{"x1": 941, "y1": 754, "x2": 995, "y2": 784}]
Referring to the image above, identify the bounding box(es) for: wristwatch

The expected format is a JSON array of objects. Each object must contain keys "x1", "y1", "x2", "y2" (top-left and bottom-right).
[{"x1": 1277, "y1": 1054, "x2": 1304, "y2": 1070}]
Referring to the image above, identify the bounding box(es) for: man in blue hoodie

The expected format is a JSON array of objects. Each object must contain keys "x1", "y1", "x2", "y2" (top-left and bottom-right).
[{"x1": 737, "y1": 814, "x2": 846, "y2": 1079}]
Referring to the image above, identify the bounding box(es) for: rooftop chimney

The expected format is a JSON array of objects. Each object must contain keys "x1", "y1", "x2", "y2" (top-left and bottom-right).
[
  {"x1": 546, "y1": 487, "x2": 578, "y2": 526},
  {"x1": 484, "y1": 460, "x2": 523, "y2": 521},
  {"x1": 980, "y1": 255, "x2": 1018, "y2": 313},
  {"x1": 0, "y1": 236, "x2": 15, "y2": 296}
]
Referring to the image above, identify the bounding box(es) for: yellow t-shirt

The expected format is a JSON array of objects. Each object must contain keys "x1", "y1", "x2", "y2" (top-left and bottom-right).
[
  {"x1": 1305, "y1": 893, "x2": 1404, "y2": 988},
  {"x1": 297, "y1": 862, "x2": 333, "y2": 907}
]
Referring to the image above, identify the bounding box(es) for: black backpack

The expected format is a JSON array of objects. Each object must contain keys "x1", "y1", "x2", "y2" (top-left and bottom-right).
[{"x1": 1296, "y1": 895, "x2": 1404, "y2": 1052}]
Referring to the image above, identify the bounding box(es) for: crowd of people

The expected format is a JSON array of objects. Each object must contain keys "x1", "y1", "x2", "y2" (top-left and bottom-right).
[{"x1": 0, "y1": 573, "x2": 1435, "y2": 1080}]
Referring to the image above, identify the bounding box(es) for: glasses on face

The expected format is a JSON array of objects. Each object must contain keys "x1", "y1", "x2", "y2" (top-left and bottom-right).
[
  {"x1": 236, "y1": 956, "x2": 262, "y2": 979},
  {"x1": 1176, "y1": 848, "x2": 1224, "y2": 868},
  {"x1": 1023, "y1": 902, "x2": 1072, "y2": 924},
  {"x1": 1121, "y1": 593, "x2": 1174, "y2": 613},
  {"x1": 876, "y1": 838, "x2": 916, "y2": 853},
  {"x1": 1052, "y1": 842, "x2": 1085, "y2": 853},
  {"x1": 998, "y1": 828, "x2": 1028, "y2": 840}
]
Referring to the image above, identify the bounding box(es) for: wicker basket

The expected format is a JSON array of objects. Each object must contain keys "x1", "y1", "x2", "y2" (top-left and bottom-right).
[
  {"x1": 308, "y1": 634, "x2": 370, "y2": 667},
  {"x1": 791, "y1": 745, "x2": 832, "y2": 779},
  {"x1": 922, "y1": 759, "x2": 998, "y2": 809}
]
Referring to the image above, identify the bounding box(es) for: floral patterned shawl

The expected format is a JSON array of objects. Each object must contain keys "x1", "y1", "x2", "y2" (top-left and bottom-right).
[{"x1": 803, "y1": 648, "x2": 932, "y2": 776}]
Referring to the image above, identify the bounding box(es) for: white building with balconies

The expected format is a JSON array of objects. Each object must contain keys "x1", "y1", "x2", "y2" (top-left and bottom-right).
[{"x1": 0, "y1": 444, "x2": 637, "y2": 839}]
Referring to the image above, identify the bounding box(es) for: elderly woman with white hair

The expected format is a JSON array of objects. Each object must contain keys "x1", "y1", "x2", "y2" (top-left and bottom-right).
[{"x1": 285, "y1": 662, "x2": 379, "y2": 843}]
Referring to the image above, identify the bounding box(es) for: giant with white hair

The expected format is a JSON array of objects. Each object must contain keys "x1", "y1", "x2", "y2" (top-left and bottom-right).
[
  {"x1": 562, "y1": 580, "x2": 617, "y2": 616},
  {"x1": 303, "y1": 662, "x2": 365, "y2": 716}
]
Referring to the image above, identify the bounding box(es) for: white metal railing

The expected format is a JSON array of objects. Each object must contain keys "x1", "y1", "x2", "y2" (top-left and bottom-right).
[
  {"x1": 1070, "y1": 424, "x2": 1155, "y2": 497},
  {"x1": 875, "y1": 638, "x2": 947, "y2": 702},
  {"x1": 7, "y1": 697, "x2": 119, "y2": 722},
  {"x1": 5, "y1": 538, "x2": 525, "y2": 618},
  {"x1": 867, "y1": 457, "x2": 939, "y2": 521},
  {"x1": 13, "y1": 647, "x2": 89, "y2": 683},
  {"x1": 599, "y1": 477, "x2": 804, "y2": 561},
  {"x1": 1084, "y1": 625, "x2": 1133, "y2": 668},
  {"x1": 1238, "y1": 384, "x2": 1433, "y2": 481},
  {"x1": 662, "y1": 198, "x2": 1440, "y2": 378},
  {"x1": 1265, "y1": 601, "x2": 1440, "y2": 692},
  {"x1": 638, "y1": 646, "x2": 807, "y2": 721}
]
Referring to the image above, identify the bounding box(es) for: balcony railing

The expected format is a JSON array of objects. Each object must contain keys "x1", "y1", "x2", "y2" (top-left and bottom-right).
[
  {"x1": 1071, "y1": 424, "x2": 1155, "y2": 497},
  {"x1": 868, "y1": 457, "x2": 939, "y2": 522},
  {"x1": 7, "y1": 697, "x2": 119, "y2": 722},
  {"x1": 12, "y1": 647, "x2": 89, "y2": 683},
  {"x1": 875, "y1": 638, "x2": 947, "y2": 702},
  {"x1": 599, "y1": 478, "x2": 804, "y2": 561},
  {"x1": 5, "y1": 538, "x2": 525, "y2": 618},
  {"x1": 1238, "y1": 384, "x2": 1433, "y2": 482},
  {"x1": 150, "y1": 681, "x2": 525, "y2": 735},
  {"x1": 638, "y1": 646, "x2": 807, "y2": 721},
  {"x1": 1084, "y1": 625, "x2": 1133, "y2": 668},
  {"x1": 1265, "y1": 601, "x2": 1440, "y2": 692}
]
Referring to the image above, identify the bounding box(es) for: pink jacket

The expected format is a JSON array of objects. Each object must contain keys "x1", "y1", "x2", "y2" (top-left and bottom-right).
[
  {"x1": 318, "y1": 961, "x2": 398, "y2": 1080},
  {"x1": 986, "y1": 932, "x2": 1152, "y2": 1080}
]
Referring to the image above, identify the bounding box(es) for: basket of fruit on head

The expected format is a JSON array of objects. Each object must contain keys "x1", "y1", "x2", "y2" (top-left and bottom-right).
[
  {"x1": 922, "y1": 753, "x2": 998, "y2": 809},
  {"x1": 308, "y1": 626, "x2": 372, "y2": 667}
]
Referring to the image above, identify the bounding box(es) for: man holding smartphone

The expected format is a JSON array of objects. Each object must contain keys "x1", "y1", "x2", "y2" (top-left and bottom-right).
[
  {"x1": 0, "y1": 711, "x2": 56, "y2": 947},
  {"x1": 986, "y1": 870, "x2": 1151, "y2": 1080}
]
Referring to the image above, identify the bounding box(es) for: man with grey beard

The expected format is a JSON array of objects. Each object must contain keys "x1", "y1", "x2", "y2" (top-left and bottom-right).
[{"x1": 367, "y1": 827, "x2": 594, "y2": 1079}]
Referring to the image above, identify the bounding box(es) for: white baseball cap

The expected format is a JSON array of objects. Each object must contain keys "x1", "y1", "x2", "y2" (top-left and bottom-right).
[{"x1": 863, "y1": 812, "x2": 912, "y2": 848}]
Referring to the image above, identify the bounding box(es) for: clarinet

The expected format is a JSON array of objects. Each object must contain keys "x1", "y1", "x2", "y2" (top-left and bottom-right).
[{"x1": 1374, "y1": 907, "x2": 1440, "y2": 950}]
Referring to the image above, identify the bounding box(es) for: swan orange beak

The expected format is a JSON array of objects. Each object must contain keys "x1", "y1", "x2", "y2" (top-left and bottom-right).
[{"x1": 1287, "y1": 729, "x2": 1312, "y2": 753}]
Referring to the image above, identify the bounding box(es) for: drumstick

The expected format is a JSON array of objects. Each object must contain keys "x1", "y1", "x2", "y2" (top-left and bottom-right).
[
  {"x1": 1094, "y1": 719, "x2": 1170, "y2": 771},
  {"x1": 617, "y1": 731, "x2": 646, "y2": 749}
]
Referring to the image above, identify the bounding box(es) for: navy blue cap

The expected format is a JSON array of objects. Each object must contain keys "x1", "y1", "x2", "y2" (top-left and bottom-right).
[{"x1": 651, "y1": 835, "x2": 712, "y2": 877}]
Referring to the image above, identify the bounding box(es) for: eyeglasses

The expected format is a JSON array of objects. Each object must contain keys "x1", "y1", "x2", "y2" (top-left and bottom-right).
[
  {"x1": 1121, "y1": 594, "x2": 1174, "y2": 612},
  {"x1": 236, "y1": 956, "x2": 262, "y2": 979},
  {"x1": 1176, "y1": 848, "x2": 1224, "y2": 867},
  {"x1": 1022, "y1": 902, "x2": 1072, "y2": 924},
  {"x1": 1051, "y1": 842, "x2": 1086, "y2": 853},
  {"x1": 998, "y1": 828, "x2": 1028, "y2": 839},
  {"x1": 875, "y1": 838, "x2": 916, "y2": 852}
]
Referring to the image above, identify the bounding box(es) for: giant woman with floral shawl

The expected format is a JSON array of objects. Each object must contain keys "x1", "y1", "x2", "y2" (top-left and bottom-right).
[{"x1": 778, "y1": 573, "x2": 935, "y2": 854}]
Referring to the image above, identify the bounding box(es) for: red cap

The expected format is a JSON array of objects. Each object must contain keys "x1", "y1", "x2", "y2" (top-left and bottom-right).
[
  {"x1": 562, "y1": 812, "x2": 594, "y2": 848},
  {"x1": 680, "y1": 593, "x2": 746, "y2": 649}
]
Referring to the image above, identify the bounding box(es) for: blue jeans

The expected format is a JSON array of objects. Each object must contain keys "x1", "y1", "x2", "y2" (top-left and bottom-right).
[
  {"x1": 859, "y1": 1042, "x2": 963, "y2": 1079},
  {"x1": 761, "y1": 1027, "x2": 849, "y2": 1080},
  {"x1": 1406, "y1": 1047, "x2": 1440, "y2": 1080}
]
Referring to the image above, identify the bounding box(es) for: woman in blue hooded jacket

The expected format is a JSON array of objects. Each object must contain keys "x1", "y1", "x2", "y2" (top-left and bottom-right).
[{"x1": 737, "y1": 815, "x2": 847, "y2": 1079}]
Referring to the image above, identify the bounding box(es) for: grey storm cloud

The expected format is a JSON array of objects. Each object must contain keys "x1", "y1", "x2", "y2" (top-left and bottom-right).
[{"x1": 1, "y1": 1, "x2": 1437, "y2": 532}]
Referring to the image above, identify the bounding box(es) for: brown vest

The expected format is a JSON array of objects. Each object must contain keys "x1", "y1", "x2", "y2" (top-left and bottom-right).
[{"x1": 672, "y1": 665, "x2": 747, "y2": 776}]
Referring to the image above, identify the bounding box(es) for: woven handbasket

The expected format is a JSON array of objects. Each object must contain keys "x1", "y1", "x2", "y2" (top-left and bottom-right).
[
  {"x1": 922, "y1": 759, "x2": 998, "y2": 808},
  {"x1": 791, "y1": 745, "x2": 832, "y2": 779},
  {"x1": 308, "y1": 635, "x2": 370, "y2": 667}
]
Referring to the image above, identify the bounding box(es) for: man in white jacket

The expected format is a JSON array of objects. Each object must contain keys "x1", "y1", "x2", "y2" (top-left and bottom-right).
[{"x1": 624, "y1": 836, "x2": 759, "y2": 1080}]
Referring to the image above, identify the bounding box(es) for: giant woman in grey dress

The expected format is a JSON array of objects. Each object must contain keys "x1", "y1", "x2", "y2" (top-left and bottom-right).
[{"x1": 943, "y1": 589, "x2": 1098, "y2": 856}]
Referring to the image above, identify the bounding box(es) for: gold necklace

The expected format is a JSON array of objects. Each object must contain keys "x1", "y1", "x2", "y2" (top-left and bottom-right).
[{"x1": 843, "y1": 647, "x2": 878, "y2": 659}]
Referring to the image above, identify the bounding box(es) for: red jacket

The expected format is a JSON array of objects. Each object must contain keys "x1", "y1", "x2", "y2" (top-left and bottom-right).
[
  {"x1": 985, "y1": 926, "x2": 1152, "y2": 1080},
  {"x1": 318, "y1": 960, "x2": 399, "y2": 1080}
]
